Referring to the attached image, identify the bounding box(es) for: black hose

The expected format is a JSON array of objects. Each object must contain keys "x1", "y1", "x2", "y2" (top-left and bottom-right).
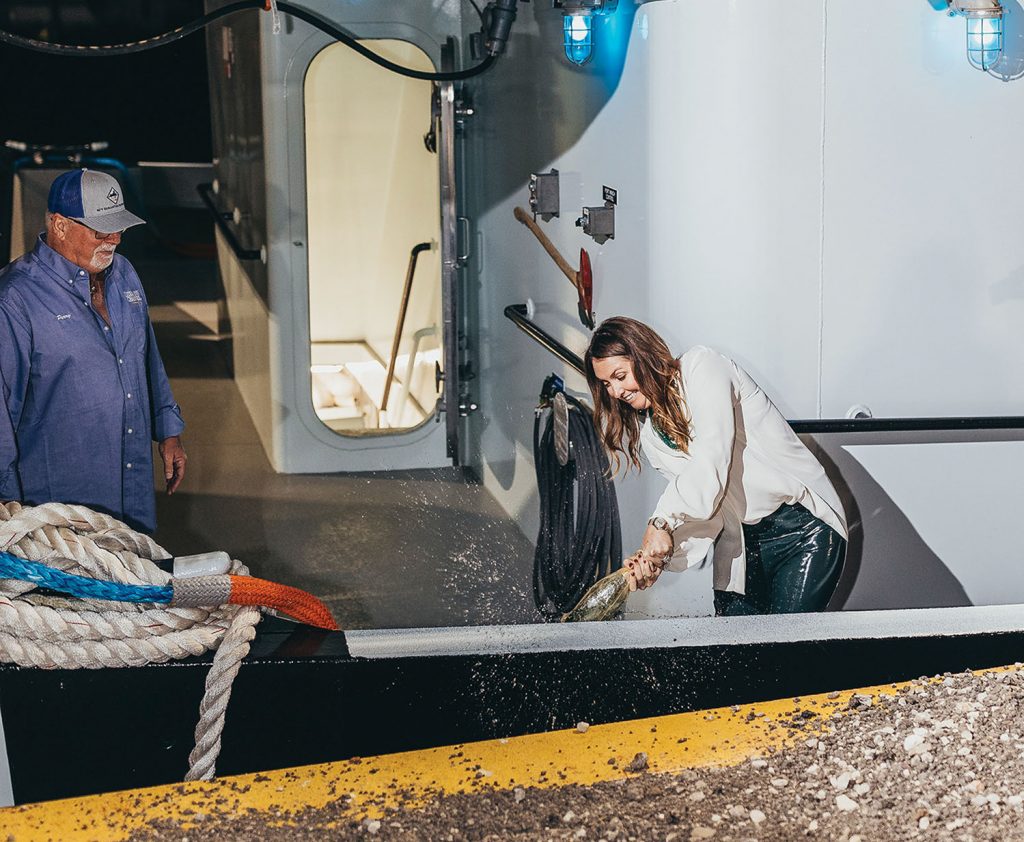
[
  {"x1": 0, "y1": 1, "x2": 498, "y2": 82},
  {"x1": 533, "y1": 394, "x2": 622, "y2": 619}
]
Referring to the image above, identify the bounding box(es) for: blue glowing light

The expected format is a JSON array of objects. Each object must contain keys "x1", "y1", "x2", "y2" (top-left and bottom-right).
[
  {"x1": 563, "y1": 14, "x2": 593, "y2": 66},
  {"x1": 966, "y1": 15, "x2": 1003, "y2": 70}
]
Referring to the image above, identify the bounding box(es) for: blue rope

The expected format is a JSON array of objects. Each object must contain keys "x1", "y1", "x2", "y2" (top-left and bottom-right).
[{"x1": 0, "y1": 551, "x2": 172, "y2": 604}]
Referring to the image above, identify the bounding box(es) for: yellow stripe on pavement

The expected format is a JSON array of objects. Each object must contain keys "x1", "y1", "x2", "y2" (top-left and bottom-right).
[{"x1": 0, "y1": 672, "x2": 978, "y2": 841}]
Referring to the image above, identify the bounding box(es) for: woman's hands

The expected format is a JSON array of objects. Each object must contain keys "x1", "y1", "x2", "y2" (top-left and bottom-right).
[
  {"x1": 624, "y1": 524, "x2": 674, "y2": 591},
  {"x1": 642, "y1": 522, "x2": 674, "y2": 561},
  {"x1": 624, "y1": 551, "x2": 662, "y2": 591}
]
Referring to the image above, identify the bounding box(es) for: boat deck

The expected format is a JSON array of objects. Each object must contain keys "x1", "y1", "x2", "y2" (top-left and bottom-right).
[{"x1": 128, "y1": 220, "x2": 536, "y2": 630}]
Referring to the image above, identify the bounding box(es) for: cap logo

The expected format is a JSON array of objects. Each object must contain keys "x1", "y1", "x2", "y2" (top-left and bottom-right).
[{"x1": 47, "y1": 168, "x2": 144, "y2": 231}]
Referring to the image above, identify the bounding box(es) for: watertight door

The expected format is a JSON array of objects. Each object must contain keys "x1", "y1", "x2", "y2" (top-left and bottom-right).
[{"x1": 438, "y1": 41, "x2": 462, "y2": 465}]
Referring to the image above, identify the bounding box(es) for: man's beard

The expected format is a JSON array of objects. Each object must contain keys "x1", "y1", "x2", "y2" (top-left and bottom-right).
[{"x1": 89, "y1": 247, "x2": 116, "y2": 272}]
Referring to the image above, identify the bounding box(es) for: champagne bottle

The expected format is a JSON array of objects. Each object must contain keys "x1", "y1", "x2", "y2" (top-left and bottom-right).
[{"x1": 561, "y1": 568, "x2": 630, "y2": 623}]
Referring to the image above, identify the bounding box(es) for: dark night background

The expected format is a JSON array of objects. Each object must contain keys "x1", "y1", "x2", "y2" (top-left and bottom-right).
[{"x1": 0, "y1": 2, "x2": 212, "y2": 162}]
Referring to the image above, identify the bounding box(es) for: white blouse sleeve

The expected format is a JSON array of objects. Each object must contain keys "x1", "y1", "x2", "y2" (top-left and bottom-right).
[{"x1": 653, "y1": 347, "x2": 736, "y2": 528}]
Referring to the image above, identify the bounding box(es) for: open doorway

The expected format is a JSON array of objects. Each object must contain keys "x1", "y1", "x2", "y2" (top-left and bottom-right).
[{"x1": 305, "y1": 39, "x2": 442, "y2": 435}]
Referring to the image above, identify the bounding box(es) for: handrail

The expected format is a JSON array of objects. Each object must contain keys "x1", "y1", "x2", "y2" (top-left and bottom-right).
[
  {"x1": 789, "y1": 416, "x2": 1024, "y2": 433},
  {"x1": 382, "y1": 242, "x2": 433, "y2": 412},
  {"x1": 504, "y1": 304, "x2": 585, "y2": 374},
  {"x1": 502, "y1": 304, "x2": 1024, "y2": 434},
  {"x1": 393, "y1": 325, "x2": 438, "y2": 423},
  {"x1": 196, "y1": 182, "x2": 263, "y2": 261}
]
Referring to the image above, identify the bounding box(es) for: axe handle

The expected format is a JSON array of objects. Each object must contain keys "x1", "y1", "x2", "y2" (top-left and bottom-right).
[{"x1": 513, "y1": 206, "x2": 579, "y2": 291}]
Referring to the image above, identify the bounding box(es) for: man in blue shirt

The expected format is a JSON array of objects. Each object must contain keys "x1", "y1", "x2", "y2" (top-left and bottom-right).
[{"x1": 0, "y1": 169, "x2": 186, "y2": 533}]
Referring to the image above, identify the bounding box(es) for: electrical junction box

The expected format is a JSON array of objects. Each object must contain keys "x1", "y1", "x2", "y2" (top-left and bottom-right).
[
  {"x1": 529, "y1": 169, "x2": 560, "y2": 220},
  {"x1": 577, "y1": 204, "x2": 614, "y2": 244}
]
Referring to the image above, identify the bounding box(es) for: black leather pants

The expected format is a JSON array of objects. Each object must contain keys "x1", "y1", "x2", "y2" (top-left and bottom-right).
[{"x1": 713, "y1": 503, "x2": 846, "y2": 616}]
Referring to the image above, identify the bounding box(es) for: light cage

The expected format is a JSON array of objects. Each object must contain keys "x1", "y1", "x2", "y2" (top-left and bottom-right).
[
  {"x1": 966, "y1": 14, "x2": 1004, "y2": 70},
  {"x1": 563, "y1": 14, "x2": 593, "y2": 65}
]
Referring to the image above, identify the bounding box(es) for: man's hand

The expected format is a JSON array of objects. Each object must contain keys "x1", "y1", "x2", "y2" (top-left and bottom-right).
[{"x1": 158, "y1": 435, "x2": 187, "y2": 494}]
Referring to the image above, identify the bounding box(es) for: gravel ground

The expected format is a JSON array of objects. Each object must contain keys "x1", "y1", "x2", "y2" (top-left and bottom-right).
[{"x1": 130, "y1": 667, "x2": 1024, "y2": 841}]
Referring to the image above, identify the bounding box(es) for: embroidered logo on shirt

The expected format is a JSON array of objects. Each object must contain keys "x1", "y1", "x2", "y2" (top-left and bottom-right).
[
  {"x1": 124, "y1": 290, "x2": 143, "y2": 304},
  {"x1": 56, "y1": 314, "x2": 71, "y2": 321}
]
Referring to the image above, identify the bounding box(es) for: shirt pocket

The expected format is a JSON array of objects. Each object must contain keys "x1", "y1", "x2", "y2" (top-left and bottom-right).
[{"x1": 121, "y1": 305, "x2": 150, "y2": 355}]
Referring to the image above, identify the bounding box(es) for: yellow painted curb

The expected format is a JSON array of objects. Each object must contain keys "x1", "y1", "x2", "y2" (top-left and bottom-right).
[{"x1": 1, "y1": 669, "x2": 999, "y2": 841}]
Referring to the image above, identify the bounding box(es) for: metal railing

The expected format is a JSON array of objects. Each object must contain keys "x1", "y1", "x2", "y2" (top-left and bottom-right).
[
  {"x1": 502, "y1": 303, "x2": 1024, "y2": 434},
  {"x1": 382, "y1": 242, "x2": 433, "y2": 413},
  {"x1": 196, "y1": 182, "x2": 262, "y2": 262}
]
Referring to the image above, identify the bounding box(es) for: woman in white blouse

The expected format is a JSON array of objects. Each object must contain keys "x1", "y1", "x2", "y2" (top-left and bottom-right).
[{"x1": 584, "y1": 317, "x2": 848, "y2": 615}]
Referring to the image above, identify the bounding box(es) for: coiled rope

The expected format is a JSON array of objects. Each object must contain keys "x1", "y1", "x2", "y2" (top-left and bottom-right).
[
  {"x1": 0, "y1": 499, "x2": 334, "y2": 781},
  {"x1": 533, "y1": 391, "x2": 622, "y2": 618}
]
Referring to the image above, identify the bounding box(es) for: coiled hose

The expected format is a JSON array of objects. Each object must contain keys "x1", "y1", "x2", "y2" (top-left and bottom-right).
[{"x1": 533, "y1": 392, "x2": 622, "y2": 618}]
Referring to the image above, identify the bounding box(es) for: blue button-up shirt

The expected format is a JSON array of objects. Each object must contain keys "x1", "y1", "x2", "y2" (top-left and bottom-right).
[{"x1": 0, "y1": 236, "x2": 184, "y2": 533}]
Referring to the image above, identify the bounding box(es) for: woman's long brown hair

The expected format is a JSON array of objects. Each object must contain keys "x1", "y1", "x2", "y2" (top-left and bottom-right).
[{"x1": 584, "y1": 316, "x2": 691, "y2": 473}]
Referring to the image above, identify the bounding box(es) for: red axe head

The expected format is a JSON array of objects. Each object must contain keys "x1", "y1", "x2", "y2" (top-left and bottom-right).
[{"x1": 577, "y1": 248, "x2": 595, "y2": 330}]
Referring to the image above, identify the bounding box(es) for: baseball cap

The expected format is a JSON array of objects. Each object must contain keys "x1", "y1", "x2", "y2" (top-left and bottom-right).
[{"x1": 47, "y1": 168, "x2": 145, "y2": 234}]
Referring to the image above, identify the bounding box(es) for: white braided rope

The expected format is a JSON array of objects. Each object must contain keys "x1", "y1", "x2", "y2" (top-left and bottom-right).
[
  {"x1": 186, "y1": 604, "x2": 260, "y2": 781},
  {"x1": 0, "y1": 500, "x2": 261, "y2": 780}
]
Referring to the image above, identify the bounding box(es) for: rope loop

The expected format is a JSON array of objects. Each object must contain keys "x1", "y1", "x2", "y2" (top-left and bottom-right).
[{"x1": 0, "y1": 500, "x2": 261, "y2": 781}]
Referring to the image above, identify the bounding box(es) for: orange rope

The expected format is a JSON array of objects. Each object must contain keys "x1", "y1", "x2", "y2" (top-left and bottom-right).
[{"x1": 228, "y1": 576, "x2": 338, "y2": 630}]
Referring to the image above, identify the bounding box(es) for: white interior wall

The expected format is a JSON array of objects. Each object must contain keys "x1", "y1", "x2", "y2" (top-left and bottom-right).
[
  {"x1": 216, "y1": 228, "x2": 276, "y2": 458},
  {"x1": 820, "y1": 2, "x2": 1024, "y2": 419},
  {"x1": 843, "y1": 440, "x2": 1024, "y2": 606},
  {"x1": 305, "y1": 40, "x2": 442, "y2": 362},
  {"x1": 646, "y1": 1, "x2": 826, "y2": 418},
  {"x1": 644, "y1": 0, "x2": 1024, "y2": 418}
]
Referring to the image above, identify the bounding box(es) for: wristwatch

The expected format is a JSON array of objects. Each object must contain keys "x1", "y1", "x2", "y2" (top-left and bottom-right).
[{"x1": 648, "y1": 516, "x2": 671, "y2": 532}]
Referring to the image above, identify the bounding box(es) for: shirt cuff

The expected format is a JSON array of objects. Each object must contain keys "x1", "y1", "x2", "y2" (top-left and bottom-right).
[
  {"x1": 664, "y1": 536, "x2": 715, "y2": 572},
  {"x1": 661, "y1": 513, "x2": 725, "y2": 571},
  {"x1": 153, "y1": 406, "x2": 186, "y2": 442},
  {"x1": 651, "y1": 510, "x2": 686, "y2": 532}
]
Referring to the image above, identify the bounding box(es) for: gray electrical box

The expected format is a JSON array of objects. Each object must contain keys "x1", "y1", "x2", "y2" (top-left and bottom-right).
[
  {"x1": 529, "y1": 169, "x2": 560, "y2": 220},
  {"x1": 577, "y1": 204, "x2": 614, "y2": 244}
]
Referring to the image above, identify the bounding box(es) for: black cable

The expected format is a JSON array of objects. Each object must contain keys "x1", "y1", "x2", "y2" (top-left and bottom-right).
[
  {"x1": 0, "y1": 1, "x2": 498, "y2": 81},
  {"x1": 533, "y1": 394, "x2": 622, "y2": 619},
  {"x1": 466, "y1": 0, "x2": 486, "y2": 26},
  {"x1": 279, "y1": 3, "x2": 497, "y2": 79}
]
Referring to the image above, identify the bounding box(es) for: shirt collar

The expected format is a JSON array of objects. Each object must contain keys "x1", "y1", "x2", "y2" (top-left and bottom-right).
[{"x1": 31, "y1": 234, "x2": 112, "y2": 289}]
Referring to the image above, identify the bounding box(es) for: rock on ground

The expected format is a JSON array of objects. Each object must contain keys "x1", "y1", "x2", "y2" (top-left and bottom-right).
[{"x1": 131, "y1": 667, "x2": 1024, "y2": 841}]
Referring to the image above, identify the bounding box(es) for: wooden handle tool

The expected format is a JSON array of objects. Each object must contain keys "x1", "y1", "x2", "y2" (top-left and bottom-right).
[{"x1": 513, "y1": 205, "x2": 580, "y2": 291}]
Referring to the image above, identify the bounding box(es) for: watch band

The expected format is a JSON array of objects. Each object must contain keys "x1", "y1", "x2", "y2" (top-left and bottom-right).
[{"x1": 648, "y1": 516, "x2": 671, "y2": 532}]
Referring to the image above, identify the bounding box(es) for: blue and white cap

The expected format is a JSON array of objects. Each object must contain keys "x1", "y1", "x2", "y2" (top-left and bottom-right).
[{"x1": 47, "y1": 168, "x2": 145, "y2": 234}]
